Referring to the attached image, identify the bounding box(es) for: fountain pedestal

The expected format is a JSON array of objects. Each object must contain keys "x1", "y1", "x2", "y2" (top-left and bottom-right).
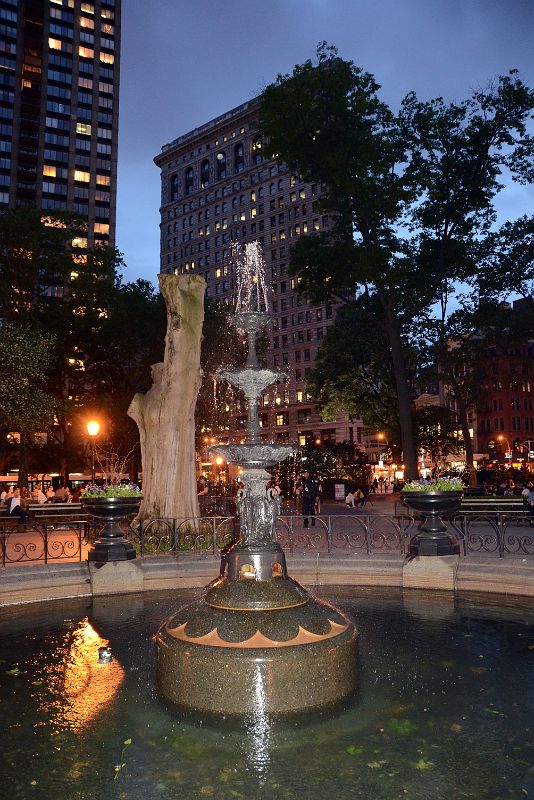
[
  {"x1": 157, "y1": 542, "x2": 357, "y2": 715},
  {"x1": 156, "y1": 250, "x2": 357, "y2": 716}
]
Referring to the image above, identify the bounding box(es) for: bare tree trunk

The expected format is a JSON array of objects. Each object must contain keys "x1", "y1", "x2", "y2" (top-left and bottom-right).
[{"x1": 128, "y1": 274, "x2": 205, "y2": 522}]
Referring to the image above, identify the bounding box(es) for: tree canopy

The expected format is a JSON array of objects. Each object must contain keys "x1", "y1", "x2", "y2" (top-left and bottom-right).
[{"x1": 260, "y1": 44, "x2": 534, "y2": 478}]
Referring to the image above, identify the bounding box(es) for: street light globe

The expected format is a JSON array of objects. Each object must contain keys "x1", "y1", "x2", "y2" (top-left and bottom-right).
[
  {"x1": 87, "y1": 420, "x2": 100, "y2": 437},
  {"x1": 215, "y1": 456, "x2": 224, "y2": 466}
]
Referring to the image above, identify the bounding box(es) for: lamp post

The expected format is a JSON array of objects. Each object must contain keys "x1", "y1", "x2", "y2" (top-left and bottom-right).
[
  {"x1": 497, "y1": 434, "x2": 512, "y2": 461},
  {"x1": 523, "y1": 440, "x2": 534, "y2": 463},
  {"x1": 86, "y1": 420, "x2": 100, "y2": 484}
]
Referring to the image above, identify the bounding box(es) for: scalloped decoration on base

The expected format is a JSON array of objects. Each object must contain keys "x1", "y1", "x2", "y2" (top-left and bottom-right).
[{"x1": 167, "y1": 619, "x2": 349, "y2": 648}]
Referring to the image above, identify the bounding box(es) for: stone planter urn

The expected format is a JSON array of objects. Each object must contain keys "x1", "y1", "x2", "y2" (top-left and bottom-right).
[
  {"x1": 401, "y1": 491, "x2": 463, "y2": 556},
  {"x1": 82, "y1": 496, "x2": 141, "y2": 563}
]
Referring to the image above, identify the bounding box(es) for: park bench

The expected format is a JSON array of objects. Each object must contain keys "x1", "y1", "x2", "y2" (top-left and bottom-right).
[
  {"x1": 395, "y1": 494, "x2": 529, "y2": 517},
  {"x1": 0, "y1": 502, "x2": 89, "y2": 533}
]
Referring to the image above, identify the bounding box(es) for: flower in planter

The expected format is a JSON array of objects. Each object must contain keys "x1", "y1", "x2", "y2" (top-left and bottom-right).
[
  {"x1": 81, "y1": 482, "x2": 142, "y2": 498},
  {"x1": 402, "y1": 477, "x2": 464, "y2": 493}
]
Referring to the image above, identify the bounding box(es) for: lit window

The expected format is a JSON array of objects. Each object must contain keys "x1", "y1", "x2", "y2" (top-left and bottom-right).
[
  {"x1": 101, "y1": 8, "x2": 114, "y2": 19},
  {"x1": 42, "y1": 216, "x2": 66, "y2": 228},
  {"x1": 276, "y1": 414, "x2": 285, "y2": 426},
  {"x1": 80, "y1": 17, "x2": 94, "y2": 29},
  {"x1": 297, "y1": 391, "x2": 303, "y2": 402},
  {"x1": 74, "y1": 170, "x2": 90, "y2": 182},
  {"x1": 76, "y1": 122, "x2": 92, "y2": 135},
  {"x1": 100, "y1": 52, "x2": 114, "y2": 64},
  {"x1": 48, "y1": 38, "x2": 62, "y2": 50},
  {"x1": 71, "y1": 254, "x2": 87, "y2": 265},
  {"x1": 81, "y1": 3, "x2": 94, "y2": 13},
  {"x1": 94, "y1": 222, "x2": 109, "y2": 234},
  {"x1": 72, "y1": 237, "x2": 88, "y2": 249},
  {"x1": 43, "y1": 165, "x2": 57, "y2": 177},
  {"x1": 79, "y1": 47, "x2": 94, "y2": 59}
]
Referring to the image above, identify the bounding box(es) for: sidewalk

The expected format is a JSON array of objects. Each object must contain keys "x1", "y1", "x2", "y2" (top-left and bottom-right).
[{"x1": 293, "y1": 491, "x2": 398, "y2": 517}]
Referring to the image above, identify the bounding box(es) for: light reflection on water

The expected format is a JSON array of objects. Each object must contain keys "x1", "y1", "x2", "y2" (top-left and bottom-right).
[
  {"x1": 35, "y1": 618, "x2": 124, "y2": 733},
  {"x1": 244, "y1": 660, "x2": 272, "y2": 780},
  {"x1": 0, "y1": 588, "x2": 534, "y2": 800}
]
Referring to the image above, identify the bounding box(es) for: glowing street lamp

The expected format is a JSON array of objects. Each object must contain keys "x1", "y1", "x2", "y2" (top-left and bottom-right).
[
  {"x1": 86, "y1": 419, "x2": 100, "y2": 483},
  {"x1": 497, "y1": 434, "x2": 512, "y2": 460}
]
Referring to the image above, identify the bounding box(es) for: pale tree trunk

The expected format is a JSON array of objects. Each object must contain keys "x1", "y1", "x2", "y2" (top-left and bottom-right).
[{"x1": 128, "y1": 274, "x2": 205, "y2": 522}]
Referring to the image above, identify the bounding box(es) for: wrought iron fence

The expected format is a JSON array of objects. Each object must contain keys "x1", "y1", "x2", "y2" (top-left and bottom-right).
[
  {"x1": 1, "y1": 512, "x2": 533, "y2": 566},
  {"x1": 449, "y1": 511, "x2": 534, "y2": 557},
  {"x1": 134, "y1": 516, "x2": 237, "y2": 556},
  {"x1": 0, "y1": 520, "x2": 89, "y2": 567}
]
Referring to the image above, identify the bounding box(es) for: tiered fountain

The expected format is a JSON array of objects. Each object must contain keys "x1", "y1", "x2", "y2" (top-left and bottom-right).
[{"x1": 156, "y1": 243, "x2": 357, "y2": 716}]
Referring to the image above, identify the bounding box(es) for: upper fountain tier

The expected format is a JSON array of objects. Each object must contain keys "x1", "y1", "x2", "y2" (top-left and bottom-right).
[
  {"x1": 218, "y1": 366, "x2": 286, "y2": 400},
  {"x1": 211, "y1": 441, "x2": 293, "y2": 469}
]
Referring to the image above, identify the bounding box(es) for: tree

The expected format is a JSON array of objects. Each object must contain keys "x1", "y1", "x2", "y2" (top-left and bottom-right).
[
  {"x1": 0, "y1": 324, "x2": 57, "y2": 486},
  {"x1": 308, "y1": 302, "x2": 429, "y2": 445},
  {"x1": 414, "y1": 404, "x2": 464, "y2": 474},
  {"x1": 128, "y1": 274, "x2": 205, "y2": 522},
  {"x1": 195, "y1": 298, "x2": 242, "y2": 448},
  {"x1": 260, "y1": 45, "x2": 534, "y2": 478},
  {"x1": 79, "y1": 276, "x2": 166, "y2": 477},
  {"x1": 0, "y1": 206, "x2": 81, "y2": 324}
]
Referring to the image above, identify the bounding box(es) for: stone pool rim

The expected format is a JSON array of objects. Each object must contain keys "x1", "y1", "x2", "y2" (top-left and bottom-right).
[{"x1": 1, "y1": 552, "x2": 534, "y2": 607}]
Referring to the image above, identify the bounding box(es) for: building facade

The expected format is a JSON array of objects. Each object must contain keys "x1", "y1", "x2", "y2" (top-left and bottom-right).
[
  {"x1": 154, "y1": 99, "x2": 362, "y2": 449},
  {"x1": 0, "y1": 0, "x2": 120, "y2": 247}
]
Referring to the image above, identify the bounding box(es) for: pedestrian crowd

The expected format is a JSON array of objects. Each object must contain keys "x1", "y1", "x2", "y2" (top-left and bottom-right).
[{"x1": 0, "y1": 482, "x2": 86, "y2": 525}]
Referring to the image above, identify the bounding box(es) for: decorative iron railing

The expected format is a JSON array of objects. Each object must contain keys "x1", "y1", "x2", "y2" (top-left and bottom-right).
[
  {"x1": 0, "y1": 520, "x2": 89, "y2": 567},
  {"x1": 1, "y1": 511, "x2": 533, "y2": 566}
]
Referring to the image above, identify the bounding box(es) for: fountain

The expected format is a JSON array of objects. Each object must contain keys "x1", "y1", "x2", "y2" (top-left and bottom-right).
[{"x1": 156, "y1": 242, "x2": 358, "y2": 715}]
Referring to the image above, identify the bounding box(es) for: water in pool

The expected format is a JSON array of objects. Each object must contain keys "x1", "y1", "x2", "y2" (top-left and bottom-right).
[{"x1": 1, "y1": 587, "x2": 533, "y2": 799}]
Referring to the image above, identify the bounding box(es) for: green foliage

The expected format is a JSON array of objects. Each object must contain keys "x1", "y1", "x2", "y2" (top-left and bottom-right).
[
  {"x1": 81, "y1": 482, "x2": 141, "y2": 498},
  {"x1": 415, "y1": 404, "x2": 465, "y2": 469},
  {"x1": 260, "y1": 44, "x2": 534, "y2": 478},
  {"x1": 196, "y1": 298, "x2": 242, "y2": 445},
  {"x1": 0, "y1": 206, "x2": 81, "y2": 324},
  {"x1": 386, "y1": 717, "x2": 418, "y2": 735},
  {"x1": 402, "y1": 477, "x2": 464, "y2": 492},
  {"x1": 0, "y1": 323, "x2": 57, "y2": 433}
]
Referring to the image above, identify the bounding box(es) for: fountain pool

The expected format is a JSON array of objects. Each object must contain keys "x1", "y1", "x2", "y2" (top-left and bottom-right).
[{"x1": 1, "y1": 587, "x2": 534, "y2": 800}]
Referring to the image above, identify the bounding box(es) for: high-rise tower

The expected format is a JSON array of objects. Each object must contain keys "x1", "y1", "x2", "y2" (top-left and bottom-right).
[
  {"x1": 0, "y1": 0, "x2": 120, "y2": 247},
  {"x1": 155, "y1": 100, "x2": 362, "y2": 449}
]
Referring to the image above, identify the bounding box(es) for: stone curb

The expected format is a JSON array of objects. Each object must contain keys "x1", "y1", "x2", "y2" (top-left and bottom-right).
[{"x1": 0, "y1": 553, "x2": 533, "y2": 606}]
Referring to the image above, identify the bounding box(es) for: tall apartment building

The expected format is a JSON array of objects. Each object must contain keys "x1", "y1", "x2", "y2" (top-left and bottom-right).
[
  {"x1": 0, "y1": 0, "x2": 120, "y2": 247},
  {"x1": 155, "y1": 99, "x2": 362, "y2": 449}
]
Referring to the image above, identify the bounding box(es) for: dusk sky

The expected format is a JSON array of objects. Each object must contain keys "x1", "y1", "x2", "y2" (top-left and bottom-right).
[{"x1": 116, "y1": 0, "x2": 534, "y2": 285}]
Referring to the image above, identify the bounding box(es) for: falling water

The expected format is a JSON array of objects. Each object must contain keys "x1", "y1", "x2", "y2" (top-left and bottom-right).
[{"x1": 232, "y1": 241, "x2": 270, "y2": 314}]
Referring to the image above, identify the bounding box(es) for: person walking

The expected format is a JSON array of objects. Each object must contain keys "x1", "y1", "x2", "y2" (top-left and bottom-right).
[{"x1": 298, "y1": 470, "x2": 320, "y2": 528}]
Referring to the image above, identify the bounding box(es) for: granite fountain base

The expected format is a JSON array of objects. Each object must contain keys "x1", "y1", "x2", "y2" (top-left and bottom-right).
[{"x1": 156, "y1": 542, "x2": 358, "y2": 715}]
